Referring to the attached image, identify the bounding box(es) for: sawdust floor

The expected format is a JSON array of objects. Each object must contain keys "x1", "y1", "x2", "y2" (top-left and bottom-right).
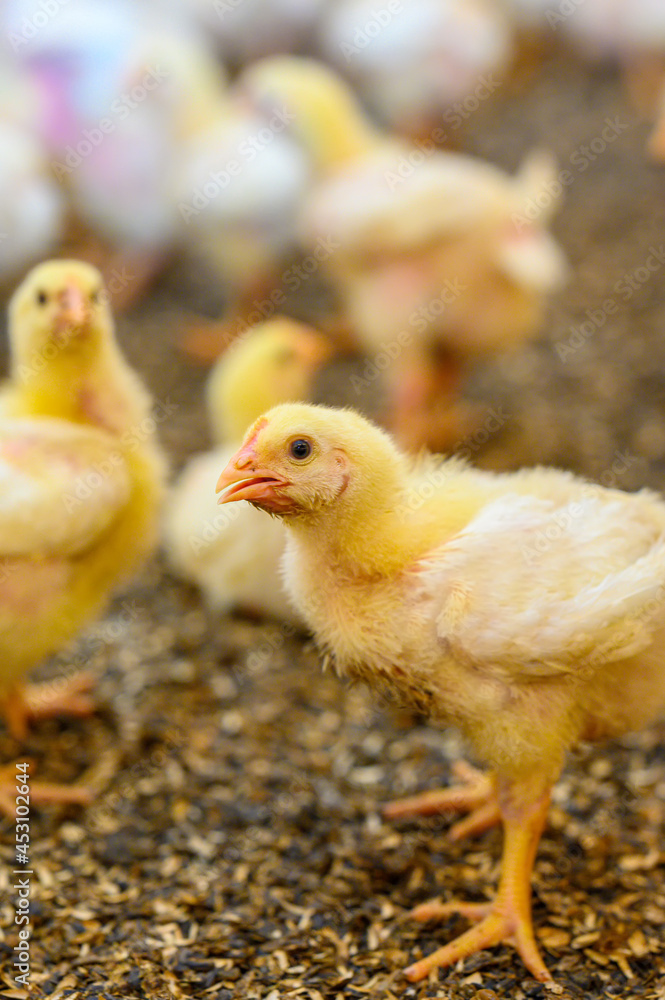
[{"x1": 2, "y1": 51, "x2": 665, "y2": 1000}]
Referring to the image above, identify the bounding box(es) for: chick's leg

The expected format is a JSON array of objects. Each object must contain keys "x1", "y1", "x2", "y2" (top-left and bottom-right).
[
  {"x1": 384, "y1": 762, "x2": 501, "y2": 840},
  {"x1": 179, "y1": 273, "x2": 280, "y2": 364},
  {"x1": 0, "y1": 762, "x2": 91, "y2": 819},
  {"x1": 403, "y1": 778, "x2": 552, "y2": 983},
  {"x1": 4, "y1": 675, "x2": 96, "y2": 741}
]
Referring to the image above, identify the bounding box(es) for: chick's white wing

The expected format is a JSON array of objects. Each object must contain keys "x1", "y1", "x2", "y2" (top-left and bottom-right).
[
  {"x1": 0, "y1": 419, "x2": 131, "y2": 557},
  {"x1": 423, "y1": 492, "x2": 665, "y2": 679}
]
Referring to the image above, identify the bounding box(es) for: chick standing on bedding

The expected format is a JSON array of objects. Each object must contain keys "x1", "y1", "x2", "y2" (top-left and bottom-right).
[
  {"x1": 0, "y1": 260, "x2": 166, "y2": 814},
  {"x1": 163, "y1": 319, "x2": 329, "y2": 621},
  {"x1": 239, "y1": 58, "x2": 567, "y2": 451},
  {"x1": 218, "y1": 403, "x2": 665, "y2": 982}
]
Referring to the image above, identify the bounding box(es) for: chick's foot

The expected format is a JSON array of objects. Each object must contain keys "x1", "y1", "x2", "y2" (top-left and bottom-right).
[
  {"x1": 178, "y1": 314, "x2": 245, "y2": 364},
  {"x1": 0, "y1": 762, "x2": 91, "y2": 819},
  {"x1": 403, "y1": 789, "x2": 553, "y2": 983},
  {"x1": 383, "y1": 761, "x2": 501, "y2": 840},
  {"x1": 4, "y1": 673, "x2": 96, "y2": 740}
]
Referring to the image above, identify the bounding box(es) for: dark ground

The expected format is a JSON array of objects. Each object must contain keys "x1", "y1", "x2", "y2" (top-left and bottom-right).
[{"x1": 2, "y1": 52, "x2": 665, "y2": 1000}]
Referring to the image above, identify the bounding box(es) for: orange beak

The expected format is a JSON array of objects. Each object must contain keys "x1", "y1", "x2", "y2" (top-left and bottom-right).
[
  {"x1": 56, "y1": 283, "x2": 90, "y2": 332},
  {"x1": 216, "y1": 442, "x2": 293, "y2": 512}
]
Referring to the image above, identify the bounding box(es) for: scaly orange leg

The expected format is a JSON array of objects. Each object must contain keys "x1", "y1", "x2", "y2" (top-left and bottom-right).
[
  {"x1": 384, "y1": 761, "x2": 501, "y2": 841},
  {"x1": 0, "y1": 762, "x2": 91, "y2": 819},
  {"x1": 402, "y1": 783, "x2": 553, "y2": 983},
  {"x1": 0, "y1": 677, "x2": 96, "y2": 818},
  {"x1": 4, "y1": 674, "x2": 96, "y2": 741}
]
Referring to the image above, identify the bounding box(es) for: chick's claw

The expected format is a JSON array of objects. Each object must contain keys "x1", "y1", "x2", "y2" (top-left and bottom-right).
[
  {"x1": 384, "y1": 762, "x2": 501, "y2": 840},
  {"x1": 404, "y1": 899, "x2": 552, "y2": 984},
  {"x1": 410, "y1": 899, "x2": 491, "y2": 923}
]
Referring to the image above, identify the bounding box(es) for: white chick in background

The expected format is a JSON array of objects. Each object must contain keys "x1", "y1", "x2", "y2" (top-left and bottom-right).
[
  {"x1": 0, "y1": 122, "x2": 65, "y2": 288},
  {"x1": 163, "y1": 318, "x2": 330, "y2": 622},
  {"x1": 176, "y1": 102, "x2": 313, "y2": 362},
  {"x1": 4, "y1": 0, "x2": 230, "y2": 307},
  {"x1": 318, "y1": 0, "x2": 514, "y2": 141}
]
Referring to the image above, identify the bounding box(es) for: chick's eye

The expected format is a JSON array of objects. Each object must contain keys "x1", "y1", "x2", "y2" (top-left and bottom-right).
[
  {"x1": 289, "y1": 438, "x2": 312, "y2": 460},
  {"x1": 36, "y1": 291, "x2": 48, "y2": 305},
  {"x1": 91, "y1": 289, "x2": 100, "y2": 303}
]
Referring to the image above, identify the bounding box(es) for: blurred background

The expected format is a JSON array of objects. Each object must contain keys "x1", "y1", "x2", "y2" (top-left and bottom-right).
[
  {"x1": 1, "y1": 0, "x2": 664, "y2": 476},
  {"x1": 2, "y1": 1, "x2": 665, "y2": 996}
]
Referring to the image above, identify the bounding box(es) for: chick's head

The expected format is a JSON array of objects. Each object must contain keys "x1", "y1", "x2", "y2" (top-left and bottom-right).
[
  {"x1": 9, "y1": 259, "x2": 112, "y2": 373},
  {"x1": 207, "y1": 318, "x2": 332, "y2": 443},
  {"x1": 217, "y1": 402, "x2": 405, "y2": 520}
]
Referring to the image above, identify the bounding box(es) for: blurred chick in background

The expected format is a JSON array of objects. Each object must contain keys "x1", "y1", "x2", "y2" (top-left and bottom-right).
[
  {"x1": 504, "y1": 0, "x2": 665, "y2": 110},
  {"x1": 317, "y1": 0, "x2": 514, "y2": 142},
  {"x1": 0, "y1": 260, "x2": 166, "y2": 814},
  {"x1": 0, "y1": 58, "x2": 65, "y2": 286},
  {"x1": 0, "y1": 120, "x2": 65, "y2": 289},
  {"x1": 3, "y1": 0, "x2": 229, "y2": 307},
  {"x1": 218, "y1": 402, "x2": 665, "y2": 983},
  {"x1": 240, "y1": 57, "x2": 566, "y2": 452},
  {"x1": 163, "y1": 318, "x2": 329, "y2": 621},
  {"x1": 176, "y1": 100, "x2": 313, "y2": 363},
  {"x1": 183, "y1": 0, "x2": 328, "y2": 68}
]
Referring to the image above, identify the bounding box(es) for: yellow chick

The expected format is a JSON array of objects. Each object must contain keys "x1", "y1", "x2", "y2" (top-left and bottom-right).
[
  {"x1": 163, "y1": 318, "x2": 330, "y2": 621},
  {"x1": 0, "y1": 260, "x2": 166, "y2": 811},
  {"x1": 239, "y1": 57, "x2": 567, "y2": 451},
  {"x1": 217, "y1": 403, "x2": 665, "y2": 983}
]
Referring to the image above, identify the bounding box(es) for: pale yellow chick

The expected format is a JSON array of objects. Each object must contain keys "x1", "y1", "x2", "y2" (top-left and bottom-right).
[
  {"x1": 239, "y1": 58, "x2": 567, "y2": 451},
  {"x1": 163, "y1": 318, "x2": 329, "y2": 621},
  {"x1": 217, "y1": 403, "x2": 665, "y2": 983},
  {"x1": 0, "y1": 260, "x2": 166, "y2": 813}
]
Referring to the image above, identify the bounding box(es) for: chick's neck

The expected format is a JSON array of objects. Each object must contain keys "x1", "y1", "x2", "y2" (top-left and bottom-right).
[
  {"x1": 286, "y1": 476, "x2": 440, "y2": 579},
  {"x1": 12, "y1": 334, "x2": 149, "y2": 437},
  {"x1": 278, "y1": 87, "x2": 380, "y2": 174}
]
